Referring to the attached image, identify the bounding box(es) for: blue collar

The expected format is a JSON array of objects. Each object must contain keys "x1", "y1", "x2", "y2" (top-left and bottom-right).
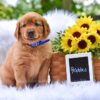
[{"x1": 29, "y1": 39, "x2": 50, "y2": 47}]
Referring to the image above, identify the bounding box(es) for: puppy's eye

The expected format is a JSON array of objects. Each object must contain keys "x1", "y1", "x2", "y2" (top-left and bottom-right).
[
  {"x1": 35, "y1": 21, "x2": 42, "y2": 26},
  {"x1": 21, "y1": 24, "x2": 26, "y2": 28}
]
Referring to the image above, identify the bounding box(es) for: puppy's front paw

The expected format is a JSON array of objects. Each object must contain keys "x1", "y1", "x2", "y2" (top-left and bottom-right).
[
  {"x1": 38, "y1": 80, "x2": 48, "y2": 85},
  {"x1": 16, "y1": 82, "x2": 26, "y2": 89}
]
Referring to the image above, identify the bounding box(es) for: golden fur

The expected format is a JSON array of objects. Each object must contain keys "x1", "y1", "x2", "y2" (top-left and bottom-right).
[{"x1": 0, "y1": 12, "x2": 52, "y2": 88}]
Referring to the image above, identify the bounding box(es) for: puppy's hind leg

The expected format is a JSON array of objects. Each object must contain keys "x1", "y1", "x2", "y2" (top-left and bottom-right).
[
  {"x1": 0, "y1": 67, "x2": 15, "y2": 87},
  {"x1": 0, "y1": 66, "x2": 2, "y2": 84}
]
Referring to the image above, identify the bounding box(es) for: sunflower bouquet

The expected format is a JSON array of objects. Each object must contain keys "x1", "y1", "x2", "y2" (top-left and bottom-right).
[
  {"x1": 50, "y1": 16, "x2": 100, "y2": 82},
  {"x1": 52, "y1": 16, "x2": 100, "y2": 59}
]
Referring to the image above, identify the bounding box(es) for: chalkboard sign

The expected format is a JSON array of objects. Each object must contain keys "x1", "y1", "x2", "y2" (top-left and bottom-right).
[{"x1": 65, "y1": 52, "x2": 94, "y2": 83}]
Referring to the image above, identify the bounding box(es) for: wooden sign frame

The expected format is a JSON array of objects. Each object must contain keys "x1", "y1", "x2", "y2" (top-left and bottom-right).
[{"x1": 65, "y1": 52, "x2": 94, "y2": 83}]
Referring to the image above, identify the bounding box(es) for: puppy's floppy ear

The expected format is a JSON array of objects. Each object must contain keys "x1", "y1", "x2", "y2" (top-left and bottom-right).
[
  {"x1": 15, "y1": 21, "x2": 20, "y2": 40},
  {"x1": 42, "y1": 18, "x2": 50, "y2": 37}
]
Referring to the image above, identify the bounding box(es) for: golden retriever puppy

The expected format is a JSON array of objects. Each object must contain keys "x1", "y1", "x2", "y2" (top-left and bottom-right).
[{"x1": 0, "y1": 12, "x2": 52, "y2": 88}]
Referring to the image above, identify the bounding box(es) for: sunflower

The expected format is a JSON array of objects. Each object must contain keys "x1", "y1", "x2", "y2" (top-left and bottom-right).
[
  {"x1": 77, "y1": 36, "x2": 91, "y2": 53},
  {"x1": 76, "y1": 16, "x2": 93, "y2": 30},
  {"x1": 65, "y1": 25, "x2": 87, "y2": 38},
  {"x1": 86, "y1": 31, "x2": 99, "y2": 49},
  {"x1": 60, "y1": 34, "x2": 77, "y2": 53},
  {"x1": 90, "y1": 23, "x2": 100, "y2": 38}
]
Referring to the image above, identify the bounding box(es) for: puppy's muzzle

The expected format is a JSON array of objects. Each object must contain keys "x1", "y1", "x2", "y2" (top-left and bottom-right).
[{"x1": 27, "y1": 30, "x2": 35, "y2": 40}]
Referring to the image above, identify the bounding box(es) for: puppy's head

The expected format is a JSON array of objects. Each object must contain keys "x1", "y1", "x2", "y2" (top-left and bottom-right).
[{"x1": 15, "y1": 12, "x2": 50, "y2": 44}]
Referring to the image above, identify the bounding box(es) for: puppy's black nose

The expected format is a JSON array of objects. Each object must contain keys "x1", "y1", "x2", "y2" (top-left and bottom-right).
[{"x1": 27, "y1": 31, "x2": 34, "y2": 39}]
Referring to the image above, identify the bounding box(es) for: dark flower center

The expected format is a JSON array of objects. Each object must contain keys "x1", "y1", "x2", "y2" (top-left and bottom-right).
[
  {"x1": 78, "y1": 40, "x2": 87, "y2": 49},
  {"x1": 81, "y1": 24, "x2": 89, "y2": 29},
  {"x1": 97, "y1": 30, "x2": 100, "y2": 35},
  {"x1": 88, "y1": 35, "x2": 96, "y2": 44},
  {"x1": 68, "y1": 39, "x2": 72, "y2": 47},
  {"x1": 73, "y1": 32, "x2": 81, "y2": 38}
]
